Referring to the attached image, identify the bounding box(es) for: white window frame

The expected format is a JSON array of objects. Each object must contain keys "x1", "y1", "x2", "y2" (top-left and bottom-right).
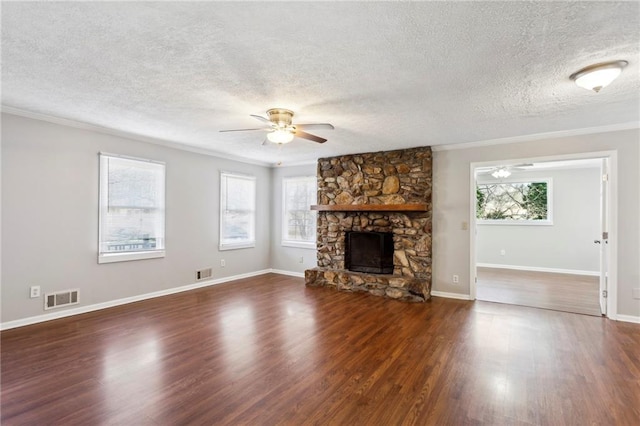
[
  {"x1": 98, "y1": 153, "x2": 166, "y2": 264},
  {"x1": 476, "y1": 178, "x2": 553, "y2": 226},
  {"x1": 219, "y1": 171, "x2": 256, "y2": 251},
  {"x1": 282, "y1": 176, "x2": 317, "y2": 249}
]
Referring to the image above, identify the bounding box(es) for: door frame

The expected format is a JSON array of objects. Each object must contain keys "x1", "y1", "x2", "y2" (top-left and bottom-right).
[
  {"x1": 598, "y1": 158, "x2": 609, "y2": 315},
  {"x1": 468, "y1": 150, "x2": 618, "y2": 319}
]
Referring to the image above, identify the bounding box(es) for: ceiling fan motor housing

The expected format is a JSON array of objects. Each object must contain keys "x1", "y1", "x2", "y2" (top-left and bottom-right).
[{"x1": 267, "y1": 108, "x2": 294, "y2": 127}]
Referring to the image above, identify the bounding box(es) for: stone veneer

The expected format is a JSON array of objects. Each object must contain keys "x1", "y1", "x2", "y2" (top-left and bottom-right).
[{"x1": 305, "y1": 147, "x2": 432, "y2": 302}]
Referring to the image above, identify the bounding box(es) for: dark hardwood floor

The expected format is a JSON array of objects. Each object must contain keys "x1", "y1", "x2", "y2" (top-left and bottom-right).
[
  {"x1": 476, "y1": 267, "x2": 601, "y2": 316},
  {"x1": 2, "y1": 273, "x2": 639, "y2": 425}
]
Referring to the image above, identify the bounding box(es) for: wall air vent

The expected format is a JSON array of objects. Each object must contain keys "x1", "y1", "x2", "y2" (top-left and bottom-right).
[
  {"x1": 196, "y1": 268, "x2": 213, "y2": 281},
  {"x1": 44, "y1": 289, "x2": 79, "y2": 310}
]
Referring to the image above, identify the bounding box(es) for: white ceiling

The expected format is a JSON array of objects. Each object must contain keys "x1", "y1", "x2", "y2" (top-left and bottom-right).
[{"x1": 2, "y1": 2, "x2": 639, "y2": 166}]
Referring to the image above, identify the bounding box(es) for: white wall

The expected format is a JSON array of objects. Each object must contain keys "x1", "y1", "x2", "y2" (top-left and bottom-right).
[
  {"x1": 1, "y1": 113, "x2": 271, "y2": 323},
  {"x1": 476, "y1": 167, "x2": 601, "y2": 273},
  {"x1": 269, "y1": 163, "x2": 318, "y2": 275},
  {"x1": 432, "y1": 128, "x2": 640, "y2": 318}
]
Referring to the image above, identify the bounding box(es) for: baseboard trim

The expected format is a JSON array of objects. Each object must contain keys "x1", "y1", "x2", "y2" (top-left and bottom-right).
[
  {"x1": 616, "y1": 314, "x2": 640, "y2": 324},
  {"x1": 1, "y1": 269, "x2": 273, "y2": 331},
  {"x1": 431, "y1": 291, "x2": 472, "y2": 300},
  {"x1": 477, "y1": 263, "x2": 599, "y2": 277},
  {"x1": 269, "y1": 269, "x2": 305, "y2": 278}
]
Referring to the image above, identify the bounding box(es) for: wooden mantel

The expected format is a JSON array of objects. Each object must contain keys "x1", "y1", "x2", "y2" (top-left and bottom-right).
[{"x1": 310, "y1": 203, "x2": 428, "y2": 212}]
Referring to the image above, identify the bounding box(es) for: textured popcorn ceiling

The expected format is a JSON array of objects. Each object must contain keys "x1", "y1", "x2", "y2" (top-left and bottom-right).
[{"x1": 2, "y1": 2, "x2": 639, "y2": 165}]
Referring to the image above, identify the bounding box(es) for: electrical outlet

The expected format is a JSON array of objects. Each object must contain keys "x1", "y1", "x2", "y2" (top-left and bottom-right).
[
  {"x1": 500, "y1": 249, "x2": 506, "y2": 256},
  {"x1": 30, "y1": 286, "x2": 41, "y2": 298},
  {"x1": 299, "y1": 256, "x2": 304, "y2": 263},
  {"x1": 452, "y1": 275, "x2": 459, "y2": 284},
  {"x1": 220, "y1": 259, "x2": 226, "y2": 268}
]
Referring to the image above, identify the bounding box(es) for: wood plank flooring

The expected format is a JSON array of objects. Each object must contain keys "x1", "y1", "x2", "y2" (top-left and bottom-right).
[
  {"x1": 2, "y1": 273, "x2": 639, "y2": 425},
  {"x1": 477, "y1": 267, "x2": 601, "y2": 316}
]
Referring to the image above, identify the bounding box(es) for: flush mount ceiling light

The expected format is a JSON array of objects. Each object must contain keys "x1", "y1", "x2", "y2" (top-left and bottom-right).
[
  {"x1": 491, "y1": 168, "x2": 511, "y2": 179},
  {"x1": 570, "y1": 60, "x2": 628, "y2": 93},
  {"x1": 267, "y1": 128, "x2": 295, "y2": 144}
]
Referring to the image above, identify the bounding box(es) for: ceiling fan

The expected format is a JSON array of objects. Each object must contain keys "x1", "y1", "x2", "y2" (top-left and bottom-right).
[
  {"x1": 220, "y1": 108, "x2": 334, "y2": 145},
  {"x1": 477, "y1": 163, "x2": 534, "y2": 179}
]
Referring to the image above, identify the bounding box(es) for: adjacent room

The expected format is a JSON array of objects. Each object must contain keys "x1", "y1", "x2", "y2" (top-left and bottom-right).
[
  {"x1": 474, "y1": 158, "x2": 604, "y2": 316},
  {"x1": 2, "y1": 2, "x2": 639, "y2": 425}
]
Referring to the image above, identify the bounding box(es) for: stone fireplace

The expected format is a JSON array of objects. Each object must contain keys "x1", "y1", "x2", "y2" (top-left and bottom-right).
[{"x1": 304, "y1": 146, "x2": 432, "y2": 302}]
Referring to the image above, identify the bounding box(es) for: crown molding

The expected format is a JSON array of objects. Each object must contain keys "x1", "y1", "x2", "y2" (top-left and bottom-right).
[
  {"x1": 431, "y1": 121, "x2": 640, "y2": 152},
  {"x1": 4, "y1": 105, "x2": 638, "y2": 163},
  {"x1": 274, "y1": 159, "x2": 318, "y2": 167},
  {"x1": 1, "y1": 105, "x2": 272, "y2": 167}
]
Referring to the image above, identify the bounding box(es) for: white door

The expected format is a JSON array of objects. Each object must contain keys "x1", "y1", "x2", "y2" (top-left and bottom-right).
[{"x1": 598, "y1": 158, "x2": 609, "y2": 315}]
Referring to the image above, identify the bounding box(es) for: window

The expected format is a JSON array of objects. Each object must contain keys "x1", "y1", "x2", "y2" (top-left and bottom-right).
[
  {"x1": 476, "y1": 179, "x2": 552, "y2": 225},
  {"x1": 220, "y1": 172, "x2": 256, "y2": 250},
  {"x1": 282, "y1": 176, "x2": 317, "y2": 249},
  {"x1": 99, "y1": 153, "x2": 165, "y2": 263}
]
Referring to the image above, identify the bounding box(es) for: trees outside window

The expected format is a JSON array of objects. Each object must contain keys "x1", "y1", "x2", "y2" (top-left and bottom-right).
[{"x1": 476, "y1": 179, "x2": 551, "y2": 224}]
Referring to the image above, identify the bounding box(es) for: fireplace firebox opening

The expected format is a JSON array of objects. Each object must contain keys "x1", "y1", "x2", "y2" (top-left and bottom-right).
[{"x1": 345, "y1": 231, "x2": 394, "y2": 274}]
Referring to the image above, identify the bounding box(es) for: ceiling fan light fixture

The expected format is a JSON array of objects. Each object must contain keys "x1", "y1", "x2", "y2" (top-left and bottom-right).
[
  {"x1": 267, "y1": 129, "x2": 295, "y2": 144},
  {"x1": 220, "y1": 108, "x2": 332, "y2": 144},
  {"x1": 570, "y1": 60, "x2": 628, "y2": 93},
  {"x1": 491, "y1": 168, "x2": 511, "y2": 179}
]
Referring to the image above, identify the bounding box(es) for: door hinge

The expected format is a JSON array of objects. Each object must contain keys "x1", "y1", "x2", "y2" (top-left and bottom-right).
[
  {"x1": 602, "y1": 173, "x2": 609, "y2": 182},
  {"x1": 602, "y1": 231, "x2": 609, "y2": 240},
  {"x1": 602, "y1": 290, "x2": 608, "y2": 298}
]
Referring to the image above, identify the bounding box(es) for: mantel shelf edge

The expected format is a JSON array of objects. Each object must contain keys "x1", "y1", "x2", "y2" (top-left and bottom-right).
[{"x1": 310, "y1": 204, "x2": 429, "y2": 212}]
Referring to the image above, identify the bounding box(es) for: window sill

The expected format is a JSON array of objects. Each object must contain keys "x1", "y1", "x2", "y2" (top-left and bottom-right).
[
  {"x1": 219, "y1": 242, "x2": 256, "y2": 251},
  {"x1": 282, "y1": 240, "x2": 316, "y2": 250},
  {"x1": 98, "y1": 250, "x2": 165, "y2": 264}
]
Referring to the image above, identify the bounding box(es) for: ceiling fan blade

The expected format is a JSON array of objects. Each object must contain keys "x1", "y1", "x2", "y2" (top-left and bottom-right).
[
  {"x1": 250, "y1": 114, "x2": 273, "y2": 124},
  {"x1": 219, "y1": 128, "x2": 269, "y2": 132},
  {"x1": 295, "y1": 123, "x2": 335, "y2": 130},
  {"x1": 294, "y1": 129, "x2": 327, "y2": 143},
  {"x1": 512, "y1": 163, "x2": 534, "y2": 169}
]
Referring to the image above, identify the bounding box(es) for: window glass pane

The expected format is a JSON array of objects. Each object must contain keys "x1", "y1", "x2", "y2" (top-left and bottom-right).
[
  {"x1": 99, "y1": 154, "x2": 165, "y2": 255},
  {"x1": 220, "y1": 172, "x2": 256, "y2": 248},
  {"x1": 283, "y1": 176, "x2": 316, "y2": 244},
  {"x1": 476, "y1": 181, "x2": 549, "y2": 221}
]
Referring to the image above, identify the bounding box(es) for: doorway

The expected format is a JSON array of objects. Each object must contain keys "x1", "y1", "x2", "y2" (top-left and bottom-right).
[{"x1": 469, "y1": 152, "x2": 617, "y2": 318}]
